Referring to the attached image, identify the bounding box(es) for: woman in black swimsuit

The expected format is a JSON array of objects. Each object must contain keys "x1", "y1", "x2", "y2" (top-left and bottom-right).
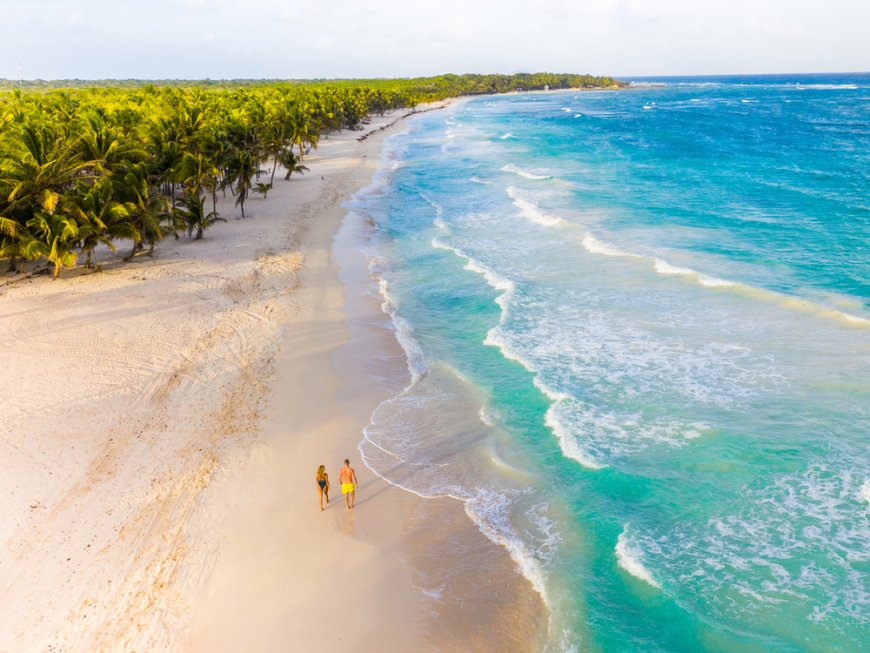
[{"x1": 315, "y1": 465, "x2": 330, "y2": 511}]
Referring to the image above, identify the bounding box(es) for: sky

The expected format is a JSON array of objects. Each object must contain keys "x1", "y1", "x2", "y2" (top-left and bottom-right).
[{"x1": 1, "y1": 0, "x2": 868, "y2": 80}]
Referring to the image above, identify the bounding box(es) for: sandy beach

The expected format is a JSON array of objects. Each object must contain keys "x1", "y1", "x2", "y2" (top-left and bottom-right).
[{"x1": 0, "y1": 104, "x2": 544, "y2": 652}]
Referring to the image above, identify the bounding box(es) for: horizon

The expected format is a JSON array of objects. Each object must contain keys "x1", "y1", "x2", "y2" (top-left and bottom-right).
[{"x1": 1, "y1": 71, "x2": 868, "y2": 85}]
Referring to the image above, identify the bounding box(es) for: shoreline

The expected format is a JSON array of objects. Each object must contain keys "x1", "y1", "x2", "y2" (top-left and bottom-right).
[
  {"x1": 184, "y1": 110, "x2": 434, "y2": 651},
  {"x1": 0, "y1": 99, "x2": 547, "y2": 651},
  {"x1": 337, "y1": 180, "x2": 549, "y2": 651},
  {"x1": 187, "y1": 99, "x2": 548, "y2": 651}
]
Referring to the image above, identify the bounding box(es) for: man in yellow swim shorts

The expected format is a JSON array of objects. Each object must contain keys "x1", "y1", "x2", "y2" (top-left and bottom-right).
[{"x1": 339, "y1": 458, "x2": 358, "y2": 510}]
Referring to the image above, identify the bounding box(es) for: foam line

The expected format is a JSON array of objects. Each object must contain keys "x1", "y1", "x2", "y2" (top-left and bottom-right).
[
  {"x1": 616, "y1": 526, "x2": 661, "y2": 589},
  {"x1": 506, "y1": 186, "x2": 567, "y2": 227},
  {"x1": 432, "y1": 236, "x2": 604, "y2": 470},
  {"x1": 419, "y1": 192, "x2": 448, "y2": 232},
  {"x1": 377, "y1": 278, "x2": 428, "y2": 382},
  {"x1": 359, "y1": 385, "x2": 554, "y2": 611},
  {"x1": 352, "y1": 133, "x2": 561, "y2": 638},
  {"x1": 581, "y1": 232, "x2": 870, "y2": 328},
  {"x1": 431, "y1": 238, "x2": 516, "y2": 311},
  {"x1": 501, "y1": 164, "x2": 552, "y2": 180}
]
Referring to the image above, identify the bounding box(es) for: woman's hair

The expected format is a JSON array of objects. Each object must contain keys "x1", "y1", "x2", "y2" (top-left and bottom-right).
[{"x1": 317, "y1": 465, "x2": 326, "y2": 479}]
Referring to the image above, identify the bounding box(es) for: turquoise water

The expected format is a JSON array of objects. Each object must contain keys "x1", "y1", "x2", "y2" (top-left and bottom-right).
[{"x1": 351, "y1": 74, "x2": 870, "y2": 652}]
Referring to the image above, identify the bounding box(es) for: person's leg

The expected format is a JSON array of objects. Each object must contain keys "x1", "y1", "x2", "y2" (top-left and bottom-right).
[
  {"x1": 349, "y1": 489, "x2": 355, "y2": 509},
  {"x1": 318, "y1": 486, "x2": 324, "y2": 511},
  {"x1": 345, "y1": 487, "x2": 350, "y2": 510},
  {"x1": 325, "y1": 486, "x2": 329, "y2": 504}
]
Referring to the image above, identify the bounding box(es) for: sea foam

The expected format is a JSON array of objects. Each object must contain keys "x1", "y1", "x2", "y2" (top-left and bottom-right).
[
  {"x1": 501, "y1": 164, "x2": 552, "y2": 180},
  {"x1": 432, "y1": 238, "x2": 516, "y2": 312},
  {"x1": 431, "y1": 234, "x2": 604, "y2": 470},
  {"x1": 543, "y1": 402, "x2": 606, "y2": 470},
  {"x1": 616, "y1": 527, "x2": 661, "y2": 589},
  {"x1": 419, "y1": 192, "x2": 448, "y2": 231},
  {"x1": 377, "y1": 278, "x2": 428, "y2": 382},
  {"x1": 795, "y1": 84, "x2": 859, "y2": 90},
  {"x1": 581, "y1": 233, "x2": 639, "y2": 258},
  {"x1": 653, "y1": 258, "x2": 735, "y2": 288},
  {"x1": 463, "y1": 489, "x2": 553, "y2": 605},
  {"x1": 651, "y1": 462, "x2": 870, "y2": 624},
  {"x1": 434, "y1": 234, "x2": 720, "y2": 469},
  {"x1": 506, "y1": 187, "x2": 567, "y2": 227},
  {"x1": 359, "y1": 360, "x2": 557, "y2": 613}
]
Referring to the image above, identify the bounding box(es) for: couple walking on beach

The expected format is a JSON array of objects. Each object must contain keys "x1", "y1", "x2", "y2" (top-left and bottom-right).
[{"x1": 315, "y1": 459, "x2": 358, "y2": 511}]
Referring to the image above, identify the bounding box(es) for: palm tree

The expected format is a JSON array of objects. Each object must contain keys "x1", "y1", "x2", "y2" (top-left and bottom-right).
[
  {"x1": 0, "y1": 216, "x2": 26, "y2": 272},
  {"x1": 0, "y1": 118, "x2": 96, "y2": 272},
  {"x1": 64, "y1": 179, "x2": 134, "y2": 269},
  {"x1": 22, "y1": 209, "x2": 80, "y2": 278},
  {"x1": 178, "y1": 150, "x2": 219, "y2": 206},
  {"x1": 148, "y1": 116, "x2": 185, "y2": 207},
  {"x1": 263, "y1": 102, "x2": 289, "y2": 186},
  {"x1": 286, "y1": 106, "x2": 319, "y2": 162},
  {"x1": 279, "y1": 149, "x2": 309, "y2": 180},
  {"x1": 225, "y1": 148, "x2": 260, "y2": 218},
  {"x1": 175, "y1": 192, "x2": 225, "y2": 240},
  {"x1": 78, "y1": 110, "x2": 145, "y2": 177},
  {"x1": 118, "y1": 164, "x2": 170, "y2": 259}
]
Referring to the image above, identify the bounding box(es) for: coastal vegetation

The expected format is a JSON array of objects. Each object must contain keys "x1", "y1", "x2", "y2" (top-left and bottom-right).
[{"x1": 0, "y1": 73, "x2": 621, "y2": 278}]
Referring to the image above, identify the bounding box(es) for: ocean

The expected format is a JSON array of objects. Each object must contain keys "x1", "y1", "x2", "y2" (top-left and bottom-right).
[{"x1": 347, "y1": 73, "x2": 870, "y2": 652}]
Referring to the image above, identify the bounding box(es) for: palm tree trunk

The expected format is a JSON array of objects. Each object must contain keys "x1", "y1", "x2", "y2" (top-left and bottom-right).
[
  {"x1": 270, "y1": 152, "x2": 279, "y2": 185},
  {"x1": 52, "y1": 259, "x2": 61, "y2": 278}
]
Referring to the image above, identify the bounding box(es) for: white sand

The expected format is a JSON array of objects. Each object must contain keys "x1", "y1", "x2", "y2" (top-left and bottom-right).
[{"x1": 0, "y1": 109, "x2": 427, "y2": 652}]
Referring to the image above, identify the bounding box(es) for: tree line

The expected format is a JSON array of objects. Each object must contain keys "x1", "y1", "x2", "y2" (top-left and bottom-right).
[{"x1": 0, "y1": 73, "x2": 621, "y2": 278}]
